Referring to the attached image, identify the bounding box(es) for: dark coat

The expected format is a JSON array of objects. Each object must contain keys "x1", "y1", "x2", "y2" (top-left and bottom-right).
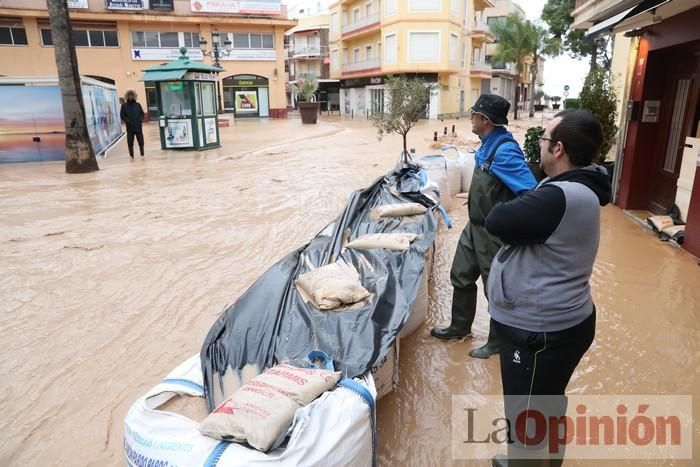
[{"x1": 120, "y1": 100, "x2": 144, "y2": 131}]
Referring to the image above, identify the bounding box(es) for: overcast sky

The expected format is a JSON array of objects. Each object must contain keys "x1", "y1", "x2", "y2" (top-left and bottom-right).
[{"x1": 283, "y1": 0, "x2": 589, "y2": 97}]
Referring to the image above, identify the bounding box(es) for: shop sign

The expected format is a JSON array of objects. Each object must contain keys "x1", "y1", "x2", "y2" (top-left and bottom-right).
[
  {"x1": 190, "y1": 0, "x2": 281, "y2": 15},
  {"x1": 106, "y1": 0, "x2": 143, "y2": 10}
]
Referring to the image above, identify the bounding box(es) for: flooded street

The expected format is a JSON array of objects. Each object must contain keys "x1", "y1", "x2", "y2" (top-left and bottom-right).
[{"x1": 1, "y1": 116, "x2": 699, "y2": 466}]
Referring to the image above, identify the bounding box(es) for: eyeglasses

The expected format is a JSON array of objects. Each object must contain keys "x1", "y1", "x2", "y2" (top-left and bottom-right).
[{"x1": 538, "y1": 136, "x2": 554, "y2": 144}]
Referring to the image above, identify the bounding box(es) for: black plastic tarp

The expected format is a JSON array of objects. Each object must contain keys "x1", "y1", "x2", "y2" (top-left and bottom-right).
[{"x1": 201, "y1": 167, "x2": 440, "y2": 410}]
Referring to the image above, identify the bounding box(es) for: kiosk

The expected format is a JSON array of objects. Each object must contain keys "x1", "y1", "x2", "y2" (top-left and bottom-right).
[{"x1": 139, "y1": 48, "x2": 223, "y2": 150}]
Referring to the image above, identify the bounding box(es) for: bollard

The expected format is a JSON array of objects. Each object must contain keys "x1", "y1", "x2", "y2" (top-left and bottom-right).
[
  {"x1": 351, "y1": 109, "x2": 354, "y2": 119},
  {"x1": 452, "y1": 124, "x2": 456, "y2": 136},
  {"x1": 433, "y1": 131, "x2": 438, "y2": 142},
  {"x1": 444, "y1": 127, "x2": 448, "y2": 135}
]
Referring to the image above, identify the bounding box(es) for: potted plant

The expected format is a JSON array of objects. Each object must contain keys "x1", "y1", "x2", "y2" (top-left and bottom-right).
[
  {"x1": 551, "y1": 96, "x2": 561, "y2": 110},
  {"x1": 524, "y1": 126, "x2": 546, "y2": 181},
  {"x1": 297, "y1": 74, "x2": 320, "y2": 124}
]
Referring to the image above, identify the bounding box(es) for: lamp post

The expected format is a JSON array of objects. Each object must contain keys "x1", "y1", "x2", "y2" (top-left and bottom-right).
[{"x1": 200, "y1": 29, "x2": 232, "y2": 113}]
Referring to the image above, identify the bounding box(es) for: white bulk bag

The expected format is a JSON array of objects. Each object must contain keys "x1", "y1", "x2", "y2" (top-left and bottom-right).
[
  {"x1": 399, "y1": 246, "x2": 434, "y2": 338},
  {"x1": 458, "y1": 151, "x2": 476, "y2": 193},
  {"x1": 124, "y1": 355, "x2": 376, "y2": 467},
  {"x1": 417, "y1": 155, "x2": 452, "y2": 211}
]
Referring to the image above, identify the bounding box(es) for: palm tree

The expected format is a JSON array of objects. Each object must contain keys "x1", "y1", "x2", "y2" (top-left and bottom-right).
[
  {"x1": 527, "y1": 24, "x2": 551, "y2": 118},
  {"x1": 46, "y1": 0, "x2": 98, "y2": 173},
  {"x1": 489, "y1": 13, "x2": 536, "y2": 120}
]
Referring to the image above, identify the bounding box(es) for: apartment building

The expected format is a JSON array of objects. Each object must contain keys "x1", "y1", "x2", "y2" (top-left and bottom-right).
[
  {"x1": 482, "y1": 0, "x2": 535, "y2": 107},
  {"x1": 328, "y1": 0, "x2": 496, "y2": 120},
  {"x1": 0, "y1": 0, "x2": 295, "y2": 118},
  {"x1": 285, "y1": 14, "x2": 340, "y2": 110}
]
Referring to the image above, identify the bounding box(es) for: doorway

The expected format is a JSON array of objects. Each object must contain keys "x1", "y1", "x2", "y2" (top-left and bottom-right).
[{"x1": 648, "y1": 44, "x2": 700, "y2": 213}]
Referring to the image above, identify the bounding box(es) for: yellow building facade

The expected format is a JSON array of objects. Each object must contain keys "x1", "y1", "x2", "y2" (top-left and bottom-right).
[
  {"x1": 0, "y1": 0, "x2": 295, "y2": 118},
  {"x1": 328, "y1": 0, "x2": 495, "y2": 119}
]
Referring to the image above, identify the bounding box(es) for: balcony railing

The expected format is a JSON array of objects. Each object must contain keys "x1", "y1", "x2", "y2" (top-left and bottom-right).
[
  {"x1": 342, "y1": 12, "x2": 380, "y2": 35},
  {"x1": 342, "y1": 57, "x2": 381, "y2": 73},
  {"x1": 290, "y1": 46, "x2": 329, "y2": 58},
  {"x1": 470, "y1": 61, "x2": 493, "y2": 75}
]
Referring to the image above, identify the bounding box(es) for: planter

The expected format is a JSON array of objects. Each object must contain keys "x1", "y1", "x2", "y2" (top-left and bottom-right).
[
  {"x1": 534, "y1": 104, "x2": 545, "y2": 111},
  {"x1": 552, "y1": 104, "x2": 560, "y2": 110},
  {"x1": 298, "y1": 102, "x2": 320, "y2": 124}
]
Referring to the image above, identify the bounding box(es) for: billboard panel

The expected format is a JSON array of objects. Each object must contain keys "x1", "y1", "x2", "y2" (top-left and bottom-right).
[{"x1": 190, "y1": 0, "x2": 281, "y2": 15}]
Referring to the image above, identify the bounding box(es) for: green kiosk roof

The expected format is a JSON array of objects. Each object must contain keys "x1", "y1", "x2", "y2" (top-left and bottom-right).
[{"x1": 139, "y1": 48, "x2": 223, "y2": 82}]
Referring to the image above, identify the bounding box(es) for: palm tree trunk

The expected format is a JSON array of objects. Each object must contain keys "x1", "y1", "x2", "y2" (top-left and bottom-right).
[
  {"x1": 46, "y1": 0, "x2": 98, "y2": 173},
  {"x1": 529, "y1": 62, "x2": 538, "y2": 118},
  {"x1": 513, "y1": 76, "x2": 520, "y2": 120}
]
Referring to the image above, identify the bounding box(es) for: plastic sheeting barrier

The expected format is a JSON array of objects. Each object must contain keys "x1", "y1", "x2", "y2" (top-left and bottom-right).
[{"x1": 201, "y1": 167, "x2": 440, "y2": 411}]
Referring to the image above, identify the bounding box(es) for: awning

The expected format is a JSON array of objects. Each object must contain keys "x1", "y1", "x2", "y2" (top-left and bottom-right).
[
  {"x1": 138, "y1": 69, "x2": 187, "y2": 82},
  {"x1": 585, "y1": 0, "x2": 671, "y2": 38}
]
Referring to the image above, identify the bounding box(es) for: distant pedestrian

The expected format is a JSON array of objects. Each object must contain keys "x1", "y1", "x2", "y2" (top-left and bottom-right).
[{"x1": 120, "y1": 89, "x2": 145, "y2": 159}]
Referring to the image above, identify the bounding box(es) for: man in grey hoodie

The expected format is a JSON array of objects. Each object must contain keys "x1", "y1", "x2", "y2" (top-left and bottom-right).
[{"x1": 485, "y1": 109, "x2": 611, "y2": 467}]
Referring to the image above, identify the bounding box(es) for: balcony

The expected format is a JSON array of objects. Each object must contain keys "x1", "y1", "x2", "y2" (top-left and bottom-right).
[
  {"x1": 341, "y1": 12, "x2": 380, "y2": 39},
  {"x1": 290, "y1": 46, "x2": 328, "y2": 59},
  {"x1": 470, "y1": 20, "x2": 495, "y2": 45},
  {"x1": 473, "y1": 0, "x2": 496, "y2": 11},
  {"x1": 490, "y1": 62, "x2": 517, "y2": 76},
  {"x1": 470, "y1": 61, "x2": 493, "y2": 78},
  {"x1": 342, "y1": 57, "x2": 381, "y2": 74}
]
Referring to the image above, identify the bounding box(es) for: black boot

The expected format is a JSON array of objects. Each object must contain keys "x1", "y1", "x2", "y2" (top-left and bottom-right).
[
  {"x1": 139, "y1": 145, "x2": 144, "y2": 157},
  {"x1": 469, "y1": 318, "x2": 500, "y2": 358},
  {"x1": 431, "y1": 286, "x2": 477, "y2": 340}
]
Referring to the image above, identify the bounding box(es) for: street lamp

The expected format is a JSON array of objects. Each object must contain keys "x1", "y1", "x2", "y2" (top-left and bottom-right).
[{"x1": 200, "y1": 29, "x2": 232, "y2": 113}]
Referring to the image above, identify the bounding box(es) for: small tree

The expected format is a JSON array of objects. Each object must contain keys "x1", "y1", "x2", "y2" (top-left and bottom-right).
[
  {"x1": 370, "y1": 76, "x2": 431, "y2": 163},
  {"x1": 579, "y1": 68, "x2": 618, "y2": 162}
]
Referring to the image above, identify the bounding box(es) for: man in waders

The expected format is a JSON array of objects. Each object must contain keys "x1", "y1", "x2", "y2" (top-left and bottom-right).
[{"x1": 430, "y1": 94, "x2": 536, "y2": 359}]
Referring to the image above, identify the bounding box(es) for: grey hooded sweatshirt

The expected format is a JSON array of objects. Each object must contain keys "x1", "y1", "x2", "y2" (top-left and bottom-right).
[{"x1": 485, "y1": 165, "x2": 612, "y2": 332}]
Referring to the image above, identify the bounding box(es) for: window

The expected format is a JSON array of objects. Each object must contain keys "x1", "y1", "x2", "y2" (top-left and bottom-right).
[
  {"x1": 331, "y1": 49, "x2": 339, "y2": 70},
  {"x1": 160, "y1": 32, "x2": 179, "y2": 47},
  {"x1": 486, "y1": 16, "x2": 506, "y2": 26},
  {"x1": 409, "y1": 0, "x2": 440, "y2": 11},
  {"x1": 449, "y1": 33, "x2": 458, "y2": 63},
  {"x1": 384, "y1": 33, "x2": 396, "y2": 64},
  {"x1": 461, "y1": 43, "x2": 466, "y2": 68},
  {"x1": 409, "y1": 32, "x2": 439, "y2": 62},
  {"x1": 366, "y1": 2, "x2": 372, "y2": 16},
  {"x1": 450, "y1": 0, "x2": 460, "y2": 15},
  {"x1": 366, "y1": 45, "x2": 372, "y2": 60},
  {"x1": 330, "y1": 12, "x2": 338, "y2": 34},
  {"x1": 227, "y1": 32, "x2": 274, "y2": 49},
  {"x1": 72, "y1": 30, "x2": 89, "y2": 47},
  {"x1": 40, "y1": 29, "x2": 53, "y2": 46},
  {"x1": 0, "y1": 19, "x2": 28, "y2": 46},
  {"x1": 353, "y1": 48, "x2": 360, "y2": 63},
  {"x1": 42, "y1": 27, "x2": 118, "y2": 47},
  {"x1": 131, "y1": 31, "x2": 180, "y2": 48},
  {"x1": 353, "y1": 8, "x2": 360, "y2": 23},
  {"x1": 385, "y1": 0, "x2": 396, "y2": 16},
  {"x1": 183, "y1": 32, "x2": 199, "y2": 48}
]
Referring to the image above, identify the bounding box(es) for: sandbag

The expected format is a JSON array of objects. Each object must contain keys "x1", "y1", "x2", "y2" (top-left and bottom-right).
[
  {"x1": 346, "y1": 233, "x2": 418, "y2": 251},
  {"x1": 296, "y1": 261, "x2": 371, "y2": 310},
  {"x1": 375, "y1": 203, "x2": 427, "y2": 218},
  {"x1": 200, "y1": 364, "x2": 341, "y2": 452},
  {"x1": 124, "y1": 355, "x2": 377, "y2": 467}
]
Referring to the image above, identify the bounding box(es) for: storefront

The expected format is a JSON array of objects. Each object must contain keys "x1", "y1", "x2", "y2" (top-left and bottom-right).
[
  {"x1": 222, "y1": 75, "x2": 270, "y2": 118},
  {"x1": 339, "y1": 73, "x2": 439, "y2": 119}
]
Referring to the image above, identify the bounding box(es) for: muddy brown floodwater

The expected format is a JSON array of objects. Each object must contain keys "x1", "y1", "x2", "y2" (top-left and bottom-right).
[{"x1": 1, "y1": 117, "x2": 699, "y2": 466}]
